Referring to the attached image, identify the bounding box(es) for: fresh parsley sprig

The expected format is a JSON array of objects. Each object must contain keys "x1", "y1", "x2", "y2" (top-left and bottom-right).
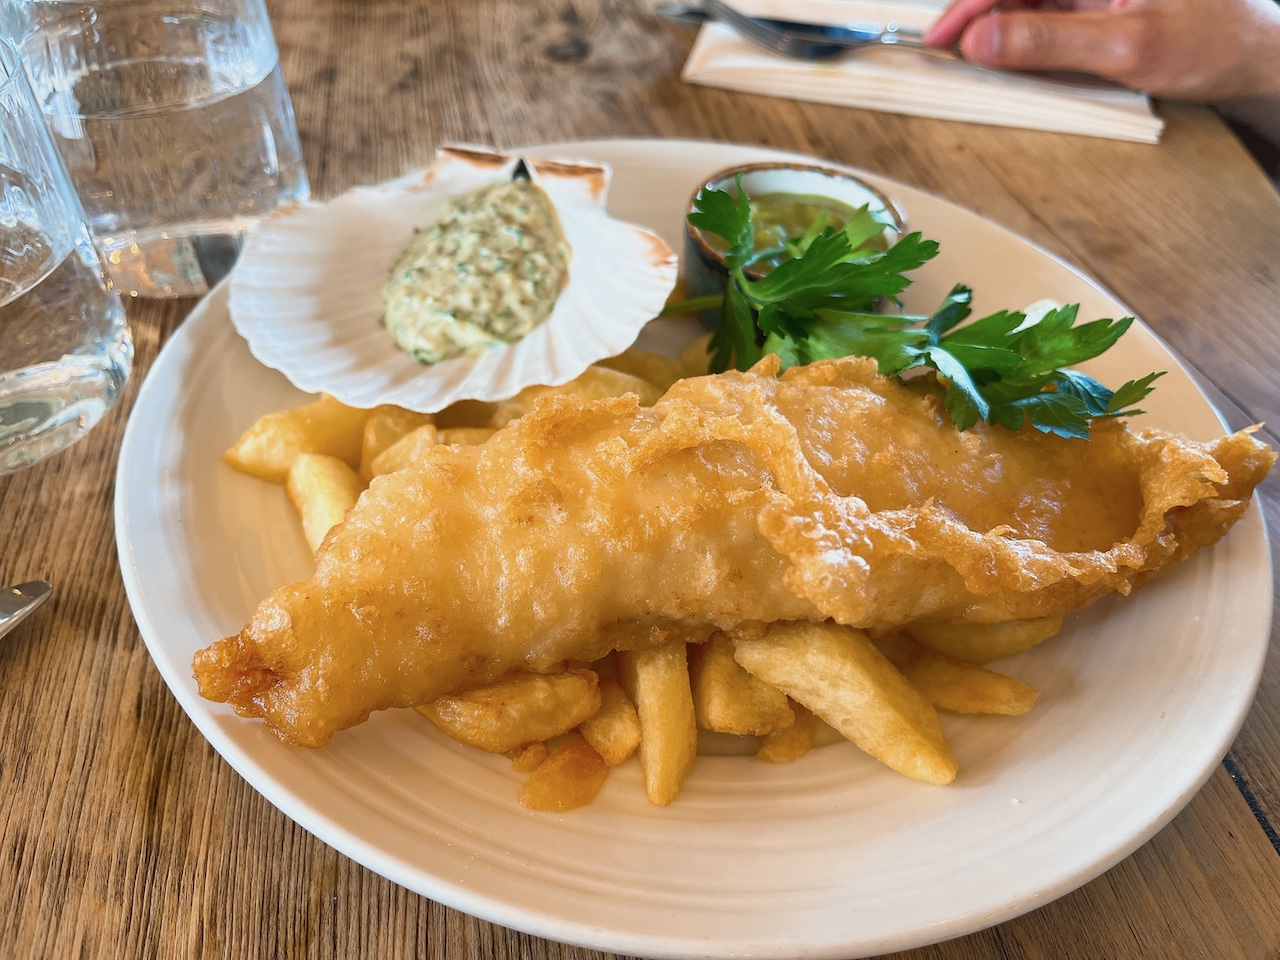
[{"x1": 667, "y1": 180, "x2": 1164, "y2": 440}]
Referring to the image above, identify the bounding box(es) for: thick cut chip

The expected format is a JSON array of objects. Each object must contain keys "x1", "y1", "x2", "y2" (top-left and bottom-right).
[
  {"x1": 577, "y1": 678, "x2": 641, "y2": 767},
  {"x1": 508, "y1": 741, "x2": 551, "y2": 772},
  {"x1": 732, "y1": 621, "x2": 957, "y2": 785},
  {"x1": 416, "y1": 668, "x2": 600, "y2": 754},
  {"x1": 617, "y1": 643, "x2": 698, "y2": 805},
  {"x1": 890, "y1": 637, "x2": 1039, "y2": 715},
  {"x1": 521, "y1": 365, "x2": 663, "y2": 407},
  {"x1": 677, "y1": 332, "x2": 713, "y2": 378},
  {"x1": 757, "y1": 700, "x2": 816, "y2": 763},
  {"x1": 434, "y1": 399, "x2": 498, "y2": 430},
  {"x1": 690, "y1": 634, "x2": 794, "y2": 736},
  {"x1": 369, "y1": 423, "x2": 439, "y2": 477},
  {"x1": 437, "y1": 427, "x2": 497, "y2": 446},
  {"x1": 223, "y1": 394, "x2": 370, "y2": 483},
  {"x1": 904, "y1": 617, "x2": 1064, "y2": 664},
  {"x1": 488, "y1": 365, "x2": 665, "y2": 429},
  {"x1": 597, "y1": 347, "x2": 689, "y2": 393},
  {"x1": 360, "y1": 406, "x2": 434, "y2": 482},
  {"x1": 518, "y1": 733, "x2": 610, "y2": 812},
  {"x1": 285, "y1": 454, "x2": 365, "y2": 553}
]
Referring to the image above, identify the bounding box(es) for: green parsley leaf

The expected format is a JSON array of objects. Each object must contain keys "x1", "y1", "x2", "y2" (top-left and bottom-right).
[
  {"x1": 1104, "y1": 370, "x2": 1165, "y2": 416},
  {"x1": 687, "y1": 176, "x2": 755, "y2": 269},
  {"x1": 798, "y1": 310, "x2": 927, "y2": 373},
  {"x1": 840, "y1": 204, "x2": 899, "y2": 252},
  {"x1": 923, "y1": 284, "x2": 973, "y2": 338},
  {"x1": 709, "y1": 278, "x2": 762, "y2": 374},
  {"x1": 666, "y1": 183, "x2": 1163, "y2": 437}
]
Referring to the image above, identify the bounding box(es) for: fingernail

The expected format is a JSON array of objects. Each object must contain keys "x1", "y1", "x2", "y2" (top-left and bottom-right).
[{"x1": 962, "y1": 18, "x2": 1002, "y2": 61}]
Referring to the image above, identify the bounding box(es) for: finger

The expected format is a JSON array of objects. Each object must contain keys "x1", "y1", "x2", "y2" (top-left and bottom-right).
[
  {"x1": 923, "y1": 0, "x2": 1005, "y2": 48},
  {"x1": 958, "y1": 9, "x2": 1143, "y2": 77},
  {"x1": 924, "y1": 0, "x2": 1049, "y2": 46}
]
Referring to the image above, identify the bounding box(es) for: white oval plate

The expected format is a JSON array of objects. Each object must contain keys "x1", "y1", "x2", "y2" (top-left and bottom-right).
[
  {"x1": 116, "y1": 139, "x2": 1272, "y2": 960},
  {"x1": 228, "y1": 145, "x2": 678, "y2": 412}
]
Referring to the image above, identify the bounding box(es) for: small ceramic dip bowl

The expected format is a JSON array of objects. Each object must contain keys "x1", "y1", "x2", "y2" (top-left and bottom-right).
[{"x1": 683, "y1": 161, "x2": 906, "y2": 325}]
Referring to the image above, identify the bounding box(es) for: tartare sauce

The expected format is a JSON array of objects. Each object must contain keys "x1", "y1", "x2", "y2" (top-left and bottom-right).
[{"x1": 382, "y1": 179, "x2": 571, "y2": 364}]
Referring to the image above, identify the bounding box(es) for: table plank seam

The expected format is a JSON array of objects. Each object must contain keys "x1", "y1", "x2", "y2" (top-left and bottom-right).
[{"x1": 1223, "y1": 753, "x2": 1280, "y2": 855}]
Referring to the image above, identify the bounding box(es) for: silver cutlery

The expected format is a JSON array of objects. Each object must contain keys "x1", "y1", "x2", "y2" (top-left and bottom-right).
[
  {"x1": 0, "y1": 581, "x2": 52, "y2": 640},
  {"x1": 660, "y1": 0, "x2": 1118, "y2": 87},
  {"x1": 659, "y1": 0, "x2": 934, "y2": 60}
]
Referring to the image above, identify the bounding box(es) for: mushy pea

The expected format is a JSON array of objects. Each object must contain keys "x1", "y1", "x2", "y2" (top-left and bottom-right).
[
  {"x1": 382, "y1": 179, "x2": 571, "y2": 364},
  {"x1": 703, "y1": 192, "x2": 889, "y2": 273}
]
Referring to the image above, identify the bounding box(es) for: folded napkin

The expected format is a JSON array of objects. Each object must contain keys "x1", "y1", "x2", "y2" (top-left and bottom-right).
[{"x1": 680, "y1": 0, "x2": 1165, "y2": 143}]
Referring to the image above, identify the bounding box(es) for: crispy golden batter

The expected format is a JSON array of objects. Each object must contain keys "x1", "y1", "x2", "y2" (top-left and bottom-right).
[{"x1": 194, "y1": 356, "x2": 1274, "y2": 746}]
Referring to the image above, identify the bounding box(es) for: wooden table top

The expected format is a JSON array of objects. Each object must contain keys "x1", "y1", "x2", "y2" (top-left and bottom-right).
[{"x1": 3, "y1": 0, "x2": 1279, "y2": 957}]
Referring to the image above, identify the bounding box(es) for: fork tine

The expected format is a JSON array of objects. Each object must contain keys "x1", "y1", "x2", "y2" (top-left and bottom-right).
[{"x1": 700, "y1": 0, "x2": 860, "y2": 60}]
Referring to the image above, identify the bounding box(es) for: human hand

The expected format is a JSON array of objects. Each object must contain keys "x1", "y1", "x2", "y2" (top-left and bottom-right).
[{"x1": 923, "y1": 0, "x2": 1280, "y2": 102}]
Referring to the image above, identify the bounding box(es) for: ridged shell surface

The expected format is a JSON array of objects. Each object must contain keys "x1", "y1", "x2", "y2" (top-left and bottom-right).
[{"x1": 229, "y1": 146, "x2": 679, "y2": 411}]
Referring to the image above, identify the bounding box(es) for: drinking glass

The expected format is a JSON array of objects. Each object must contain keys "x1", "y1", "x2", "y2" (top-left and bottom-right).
[
  {"x1": 0, "y1": 35, "x2": 130, "y2": 475},
  {"x1": 4, "y1": 0, "x2": 310, "y2": 298}
]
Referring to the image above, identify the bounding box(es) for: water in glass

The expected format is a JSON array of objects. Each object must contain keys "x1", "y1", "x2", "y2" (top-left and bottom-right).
[
  {"x1": 26, "y1": 3, "x2": 310, "y2": 297},
  {"x1": 0, "y1": 37, "x2": 132, "y2": 475},
  {"x1": 0, "y1": 219, "x2": 131, "y2": 473}
]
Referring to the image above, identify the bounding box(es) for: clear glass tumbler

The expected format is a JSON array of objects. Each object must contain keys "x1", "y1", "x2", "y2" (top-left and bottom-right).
[
  {"x1": 5, "y1": 0, "x2": 310, "y2": 298},
  {"x1": 0, "y1": 35, "x2": 131, "y2": 476}
]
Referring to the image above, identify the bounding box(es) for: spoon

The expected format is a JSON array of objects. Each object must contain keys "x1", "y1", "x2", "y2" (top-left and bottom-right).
[{"x1": 0, "y1": 581, "x2": 52, "y2": 640}]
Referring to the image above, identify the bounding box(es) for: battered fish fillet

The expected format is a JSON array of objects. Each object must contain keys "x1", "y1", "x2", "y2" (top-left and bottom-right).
[{"x1": 194, "y1": 356, "x2": 1274, "y2": 746}]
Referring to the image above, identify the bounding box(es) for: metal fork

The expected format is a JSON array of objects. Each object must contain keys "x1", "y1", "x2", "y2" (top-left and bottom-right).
[
  {"x1": 0, "y1": 581, "x2": 51, "y2": 641},
  {"x1": 660, "y1": 0, "x2": 1118, "y2": 86},
  {"x1": 659, "y1": 0, "x2": 939, "y2": 61}
]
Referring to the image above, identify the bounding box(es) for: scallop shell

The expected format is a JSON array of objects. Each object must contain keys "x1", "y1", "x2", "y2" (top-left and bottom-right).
[{"x1": 228, "y1": 146, "x2": 679, "y2": 412}]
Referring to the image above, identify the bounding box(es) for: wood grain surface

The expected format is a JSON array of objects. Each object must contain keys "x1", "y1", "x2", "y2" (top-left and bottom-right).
[{"x1": 1, "y1": 0, "x2": 1278, "y2": 957}]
